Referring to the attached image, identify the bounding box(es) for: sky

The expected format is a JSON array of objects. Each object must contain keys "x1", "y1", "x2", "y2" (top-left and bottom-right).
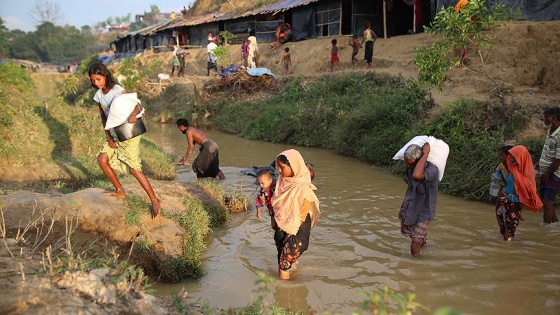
[{"x1": 0, "y1": 0, "x2": 195, "y2": 32}]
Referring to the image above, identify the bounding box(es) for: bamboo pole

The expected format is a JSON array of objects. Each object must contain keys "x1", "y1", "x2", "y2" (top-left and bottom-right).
[
  {"x1": 413, "y1": 0, "x2": 416, "y2": 34},
  {"x1": 383, "y1": 0, "x2": 387, "y2": 38}
]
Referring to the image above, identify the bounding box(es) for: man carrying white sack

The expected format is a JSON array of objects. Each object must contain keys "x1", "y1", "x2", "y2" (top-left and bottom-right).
[{"x1": 398, "y1": 143, "x2": 440, "y2": 256}]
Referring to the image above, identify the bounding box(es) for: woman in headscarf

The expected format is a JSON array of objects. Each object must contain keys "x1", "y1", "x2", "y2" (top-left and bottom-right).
[
  {"x1": 497, "y1": 145, "x2": 542, "y2": 240},
  {"x1": 272, "y1": 149, "x2": 321, "y2": 280}
]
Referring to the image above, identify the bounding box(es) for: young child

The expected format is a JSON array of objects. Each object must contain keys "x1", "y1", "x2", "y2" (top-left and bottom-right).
[
  {"x1": 281, "y1": 47, "x2": 291, "y2": 75},
  {"x1": 272, "y1": 149, "x2": 321, "y2": 280},
  {"x1": 348, "y1": 34, "x2": 361, "y2": 67},
  {"x1": 241, "y1": 39, "x2": 250, "y2": 68},
  {"x1": 88, "y1": 62, "x2": 161, "y2": 218},
  {"x1": 330, "y1": 39, "x2": 340, "y2": 72},
  {"x1": 496, "y1": 145, "x2": 542, "y2": 241},
  {"x1": 494, "y1": 145, "x2": 513, "y2": 204},
  {"x1": 255, "y1": 168, "x2": 277, "y2": 230}
]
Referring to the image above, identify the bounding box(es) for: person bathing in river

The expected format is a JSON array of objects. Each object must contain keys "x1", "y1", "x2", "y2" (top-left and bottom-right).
[
  {"x1": 399, "y1": 143, "x2": 438, "y2": 256},
  {"x1": 175, "y1": 118, "x2": 225, "y2": 179},
  {"x1": 272, "y1": 149, "x2": 320, "y2": 280}
]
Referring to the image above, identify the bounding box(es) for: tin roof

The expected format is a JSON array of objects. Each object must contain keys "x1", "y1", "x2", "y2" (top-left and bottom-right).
[{"x1": 256, "y1": 0, "x2": 322, "y2": 14}]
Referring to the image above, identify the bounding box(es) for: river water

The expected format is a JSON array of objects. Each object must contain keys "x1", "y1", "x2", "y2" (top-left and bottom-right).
[{"x1": 145, "y1": 121, "x2": 560, "y2": 314}]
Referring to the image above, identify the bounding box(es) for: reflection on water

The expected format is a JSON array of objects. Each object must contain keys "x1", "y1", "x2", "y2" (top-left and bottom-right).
[{"x1": 145, "y1": 121, "x2": 560, "y2": 314}]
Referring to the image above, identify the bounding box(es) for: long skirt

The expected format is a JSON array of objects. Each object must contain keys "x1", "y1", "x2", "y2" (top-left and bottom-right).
[
  {"x1": 274, "y1": 214, "x2": 311, "y2": 271},
  {"x1": 192, "y1": 140, "x2": 221, "y2": 178},
  {"x1": 496, "y1": 196, "x2": 522, "y2": 240},
  {"x1": 364, "y1": 41, "x2": 374, "y2": 63}
]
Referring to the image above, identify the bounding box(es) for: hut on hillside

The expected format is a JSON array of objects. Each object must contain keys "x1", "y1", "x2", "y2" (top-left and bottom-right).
[{"x1": 111, "y1": 0, "x2": 559, "y2": 54}]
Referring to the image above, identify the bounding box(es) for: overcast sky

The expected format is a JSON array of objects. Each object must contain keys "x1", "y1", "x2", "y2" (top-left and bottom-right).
[{"x1": 1, "y1": 0, "x2": 195, "y2": 32}]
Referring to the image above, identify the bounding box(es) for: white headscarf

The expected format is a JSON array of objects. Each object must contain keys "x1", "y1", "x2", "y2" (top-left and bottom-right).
[{"x1": 272, "y1": 149, "x2": 320, "y2": 234}]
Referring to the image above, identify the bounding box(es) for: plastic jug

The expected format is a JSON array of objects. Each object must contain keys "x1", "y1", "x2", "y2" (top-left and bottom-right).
[{"x1": 489, "y1": 169, "x2": 501, "y2": 196}]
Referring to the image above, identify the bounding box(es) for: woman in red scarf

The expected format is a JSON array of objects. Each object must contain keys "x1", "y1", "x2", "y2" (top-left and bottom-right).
[{"x1": 497, "y1": 145, "x2": 543, "y2": 240}]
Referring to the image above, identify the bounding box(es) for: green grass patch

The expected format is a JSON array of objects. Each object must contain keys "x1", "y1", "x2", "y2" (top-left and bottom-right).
[
  {"x1": 124, "y1": 194, "x2": 151, "y2": 226},
  {"x1": 163, "y1": 199, "x2": 211, "y2": 281}
]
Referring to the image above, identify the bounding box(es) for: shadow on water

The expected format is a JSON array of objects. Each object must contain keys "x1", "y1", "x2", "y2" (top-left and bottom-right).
[{"x1": 34, "y1": 105, "x2": 91, "y2": 182}]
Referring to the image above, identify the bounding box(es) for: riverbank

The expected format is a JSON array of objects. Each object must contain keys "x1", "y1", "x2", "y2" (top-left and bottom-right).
[{"x1": 1, "y1": 20, "x2": 559, "y2": 314}]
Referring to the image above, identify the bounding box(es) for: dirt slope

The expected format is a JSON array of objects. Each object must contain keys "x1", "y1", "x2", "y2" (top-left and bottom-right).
[{"x1": 157, "y1": 20, "x2": 560, "y2": 110}]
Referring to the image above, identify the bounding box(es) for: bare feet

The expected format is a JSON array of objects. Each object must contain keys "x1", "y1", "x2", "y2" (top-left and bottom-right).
[
  {"x1": 103, "y1": 190, "x2": 125, "y2": 199},
  {"x1": 411, "y1": 241, "x2": 422, "y2": 256},
  {"x1": 152, "y1": 199, "x2": 161, "y2": 219},
  {"x1": 279, "y1": 269, "x2": 290, "y2": 280}
]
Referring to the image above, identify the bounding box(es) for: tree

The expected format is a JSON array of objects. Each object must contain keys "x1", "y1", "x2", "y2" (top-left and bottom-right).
[
  {"x1": 29, "y1": 0, "x2": 63, "y2": 25},
  {"x1": 0, "y1": 18, "x2": 9, "y2": 58},
  {"x1": 9, "y1": 33, "x2": 41, "y2": 62},
  {"x1": 413, "y1": 0, "x2": 519, "y2": 93},
  {"x1": 94, "y1": 21, "x2": 107, "y2": 34}
]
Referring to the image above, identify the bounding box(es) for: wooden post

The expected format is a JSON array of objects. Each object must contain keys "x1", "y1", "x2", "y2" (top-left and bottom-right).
[
  {"x1": 413, "y1": 0, "x2": 416, "y2": 34},
  {"x1": 339, "y1": 0, "x2": 342, "y2": 35},
  {"x1": 383, "y1": 0, "x2": 387, "y2": 38}
]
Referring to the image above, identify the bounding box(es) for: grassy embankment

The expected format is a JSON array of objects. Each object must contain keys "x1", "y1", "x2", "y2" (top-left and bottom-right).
[
  {"x1": 0, "y1": 62, "x2": 239, "y2": 282},
  {"x1": 177, "y1": 71, "x2": 542, "y2": 202}
]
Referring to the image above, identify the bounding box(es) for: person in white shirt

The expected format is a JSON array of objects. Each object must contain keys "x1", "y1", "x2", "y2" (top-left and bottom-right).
[
  {"x1": 207, "y1": 39, "x2": 218, "y2": 75},
  {"x1": 247, "y1": 34, "x2": 259, "y2": 68}
]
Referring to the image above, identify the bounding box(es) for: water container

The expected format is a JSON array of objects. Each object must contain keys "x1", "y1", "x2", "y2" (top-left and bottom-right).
[{"x1": 489, "y1": 169, "x2": 501, "y2": 196}]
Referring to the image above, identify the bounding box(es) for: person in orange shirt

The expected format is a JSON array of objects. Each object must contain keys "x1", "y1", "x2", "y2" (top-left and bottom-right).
[{"x1": 455, "y1": 0, "x2": 468, "y2": 12}]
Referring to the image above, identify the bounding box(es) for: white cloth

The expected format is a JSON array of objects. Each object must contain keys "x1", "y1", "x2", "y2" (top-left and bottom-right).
[
  {"x1": 393, "y1": 135, "x2": 450, "y2": 181},
  {"x1": 207, "y1": 42, "x2": 217, "y2": 62},
  {"x1": 248, "y1": 35, "x2": 258, "y2": 68},
  {"x1": 104, "y1": 93, "x2": 144, "y2": 130}
]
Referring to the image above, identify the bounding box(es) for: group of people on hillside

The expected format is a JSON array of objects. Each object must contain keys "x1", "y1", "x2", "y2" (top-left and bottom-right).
[
  {"x1": 87, "y1": 58, "x2": 558, "y2": 281},
  {"x1": 169, "y1": 20, "x2": 380, "y2": 78}
]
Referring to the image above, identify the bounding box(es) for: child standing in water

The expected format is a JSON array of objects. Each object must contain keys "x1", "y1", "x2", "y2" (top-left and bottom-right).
[
  {"x1": 88, "y1": 62, "x2": 161, "y2": 218},
  {"x1": 494, "y1": 145, "x2": 513, "y2": 207},
  {"x1": 272, "y1": 149, "x2": 321, "y2": 280},
  {"x1": 255, "y1": 168, "x2": 277, "y2": 230},
  {"x1": 496, "y1": 145, "x2": 542, "y2": 240}
]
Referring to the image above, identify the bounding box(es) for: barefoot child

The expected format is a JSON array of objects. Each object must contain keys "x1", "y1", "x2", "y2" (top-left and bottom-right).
[
  {"x1": 88, "y1": 62, "x2": 161, "y2": 218},
  {"x1": 241, "y1": 39, "x2": 250, "y2": 68},
  {"x1": 348, "y1": 34, "x2": 361, "y2": 66},
  {"x1": 272, "y1": 149, "x2": 321, "y2": 280},
  {"x1": 330, "y1": 39, "x2": 340, "y2": 72},
  {"x1": 255, "y1": 168, "x2": 277, "y2": 230},
  {"x1": 281, "y1": 47, "x2": 292, "y2": 74}
]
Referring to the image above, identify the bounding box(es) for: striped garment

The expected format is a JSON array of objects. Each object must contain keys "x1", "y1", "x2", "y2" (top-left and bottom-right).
[{"x1": 539, "y1": 126, "x2": 560, "y2": 178}]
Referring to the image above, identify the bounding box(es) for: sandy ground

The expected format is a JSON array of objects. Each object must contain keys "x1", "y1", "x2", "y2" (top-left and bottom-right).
[{"x1": 158, "y1": 20, "x2": 560, "y2": 110}]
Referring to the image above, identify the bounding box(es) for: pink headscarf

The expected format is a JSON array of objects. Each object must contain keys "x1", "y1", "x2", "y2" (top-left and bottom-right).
[
  {"x1": 271, "y1": 149, "x2": 320, "y2": 235},
  {"x1": 506, "y1": 145, "x2": 542, "y2": 212}
]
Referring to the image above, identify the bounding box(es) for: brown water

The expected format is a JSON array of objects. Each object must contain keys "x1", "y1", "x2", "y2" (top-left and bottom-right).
[{"x1": 145, "y1": 122, "x2": 560, "y2": 314}]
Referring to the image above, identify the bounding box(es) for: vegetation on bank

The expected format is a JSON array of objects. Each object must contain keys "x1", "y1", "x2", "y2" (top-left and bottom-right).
[
  {"x1": 0, "y1": 62, "x2": 244, "y2": 283},
  {"x1": 183, "y1": 71, "x2": 542, "y2": 202}
]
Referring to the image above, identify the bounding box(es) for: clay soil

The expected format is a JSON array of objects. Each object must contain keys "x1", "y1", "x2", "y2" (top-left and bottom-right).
[{"x1": 160, "y1": 20, "x2": 560, "y2": 111}]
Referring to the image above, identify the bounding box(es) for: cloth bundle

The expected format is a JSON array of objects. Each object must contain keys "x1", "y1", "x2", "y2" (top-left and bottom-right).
[{"x1": 393, "y1": 136, "x2": 450, "y2": 181}]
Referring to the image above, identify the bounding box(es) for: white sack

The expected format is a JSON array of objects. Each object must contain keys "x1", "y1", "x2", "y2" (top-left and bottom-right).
[
  {"x1": 393, "y1": 135, "x2": 450, "y2": 181},
  {"x1": 104, "y1": 93, "x2": 144, "y2": 130}
]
